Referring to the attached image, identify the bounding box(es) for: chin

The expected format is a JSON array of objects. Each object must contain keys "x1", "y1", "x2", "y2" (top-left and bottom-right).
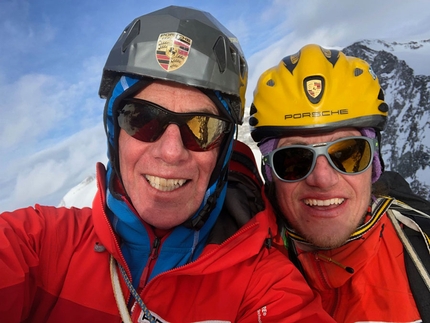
[{"x1": 305, "y1": 231, "x2": 350, "y2": 249}]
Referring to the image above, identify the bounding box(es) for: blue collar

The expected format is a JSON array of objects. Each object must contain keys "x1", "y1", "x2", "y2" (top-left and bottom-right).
[{"x1": 105, "y1": 166, "x2": 227, "y2": 287}]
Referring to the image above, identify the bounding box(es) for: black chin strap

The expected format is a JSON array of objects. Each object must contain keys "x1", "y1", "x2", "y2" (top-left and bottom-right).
[
  {"x1": 182, "y1": 91, "x2": 236, "y2": 231},
  {"x1": 183, "y1": 166, "x2": 228, "y2": 230}
]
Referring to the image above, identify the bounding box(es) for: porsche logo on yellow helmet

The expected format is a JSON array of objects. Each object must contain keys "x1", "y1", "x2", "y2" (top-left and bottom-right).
[
  {"x1": 304, "y1": 76, "x2": 324, "y2": 104},
  {"x1": 156, "y1": 32, "x2": 192, "y2": 71},
  {"x1": 306, "y1": 79, "x2": 322, "y2": 98}
]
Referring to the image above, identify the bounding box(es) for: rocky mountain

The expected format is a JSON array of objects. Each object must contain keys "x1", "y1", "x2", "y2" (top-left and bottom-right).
[{"x1": 343, "y1": 40, "x2": 430, "y2": 199}]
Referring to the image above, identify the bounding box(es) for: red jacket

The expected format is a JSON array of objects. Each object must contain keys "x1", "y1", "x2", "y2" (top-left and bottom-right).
[
  {"x1": 0, "y1": 163, "x2": 334, "y2": 323},
  {"x1": 275, "y1": 199, "x2": 421, "y2": 322}
]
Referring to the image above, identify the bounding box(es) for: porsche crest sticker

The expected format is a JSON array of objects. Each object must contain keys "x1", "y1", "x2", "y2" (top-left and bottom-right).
[
  {"x1": 304, "y1": 76, "x2": 325, "y2": 104},
  {"x1": 156, "y1": 32, "x2": 192, "y2": 72},
  {"x1": 306, "y1": 79, "x2": 322, "y2": 98}
]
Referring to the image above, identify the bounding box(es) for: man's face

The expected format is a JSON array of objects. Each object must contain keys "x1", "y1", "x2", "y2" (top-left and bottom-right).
[
  {"x1": 273, "y1": 128, "x2": 372, "y2": 249},
  {"x1": 118, "y1": 81, "x2": 220, "y2": 230}
]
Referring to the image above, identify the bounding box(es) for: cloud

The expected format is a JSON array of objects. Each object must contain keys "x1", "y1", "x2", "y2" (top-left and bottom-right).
[
  {"x1": 0, "y1": 124, "x2": 107, "y2": 212},
  {"x1": 272, "y1": 0, "x2": 430, "y2": 43},
  {"x1": 243, "y1": 0, "x2": 430, "y2": 103},
  {"x1": 0, "y1": 74, "x2": 69, "y2": 149},
  {"x1": 0, "y1": 50, "x2": 106, "y2": 212}
]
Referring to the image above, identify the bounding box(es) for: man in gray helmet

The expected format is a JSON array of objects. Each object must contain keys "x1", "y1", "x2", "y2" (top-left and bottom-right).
[{"x1": 0, "y1": 6, "x2": 335, "y2": 323}]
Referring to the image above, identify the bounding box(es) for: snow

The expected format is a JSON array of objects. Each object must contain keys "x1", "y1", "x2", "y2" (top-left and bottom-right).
[
  {"x1": 58, "y1": 174, "x2": 98, "y2": 208},
  {"x1": 361, "y1": 39, "x2": 430, "y2": 75}
]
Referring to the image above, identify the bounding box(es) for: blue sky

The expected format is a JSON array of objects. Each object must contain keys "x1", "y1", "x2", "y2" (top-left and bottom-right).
[{"x1": 1, "y1": 0, "x2": 430, "y2": 211}]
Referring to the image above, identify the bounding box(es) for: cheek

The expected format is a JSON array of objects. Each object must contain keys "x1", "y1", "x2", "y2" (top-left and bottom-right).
[
  {"x1": 357, "y1": 174, "x2": 372, "y2": 206},
  {"x1": 351, "y1": 170, "x2": 372, "y2": 198},
  {"x1": 118, "y1": 132, "x2": 145, "y2": 177},
  {"x1": 274, "y1": 181, "x2": 296, "y2": 212}
]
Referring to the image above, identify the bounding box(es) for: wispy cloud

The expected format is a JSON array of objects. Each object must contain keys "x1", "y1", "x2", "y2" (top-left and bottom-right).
[{"x1": 0, "y1": 124, "x2": 107, "y2": 211}]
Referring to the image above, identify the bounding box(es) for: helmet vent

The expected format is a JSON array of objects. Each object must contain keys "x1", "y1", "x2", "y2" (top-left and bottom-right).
[
  {"x1": 378, "y1": 88, "x2": 385, "y2": 100},
  {"x1": 266, "y1": 79, "x2": 275, "y2": 87},
  {"x1": 282, "y1": 54, "x2": 299, "y2": 74},
  {"x1": 354, "y1": 68, "x2": 363, "y2": 76},
  {"x1": 322, "y1": 48, "x2": 340, "y2": 67},
  {"x1": 214, "y1": 37, "x2": 227, "y2": 73},
  {"x1": 249, "y1": 116, "x2": 258, "y2": 126},
  {"x1": 121, "y1": 19, "x2": 141, "y2": 53},
  {"x1": 239, "y1": 55, "x2": 247, "y2": 79},
  {"x1": 249, "y1": 103, "x2": 257, "y2": 116},
  {"x1": 378, "y1": 102, "x2": 389, "y2": 112}
]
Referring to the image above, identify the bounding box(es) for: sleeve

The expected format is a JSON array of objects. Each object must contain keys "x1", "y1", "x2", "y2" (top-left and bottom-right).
[
  {"x1": 237, "y1": 247, "x2": 335, "y2": 323},
  {"x1": 0, "y1": 205, "x2": 91, "y2": 322},
  {"x1": 0, "y1": 206, "x2": 46, "y2": 322}
]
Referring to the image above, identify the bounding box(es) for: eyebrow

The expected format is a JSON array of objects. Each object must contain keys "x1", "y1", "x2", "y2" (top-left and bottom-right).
[
  {"x1": 200, "y1": 107, "x2": 219, "y2": 115},
  {"x1": 280, "y1": 140, "x2": 309, "y2": 146},
  {"x1": 199, "y1": 103, "x2": 219, "y2": 115}
]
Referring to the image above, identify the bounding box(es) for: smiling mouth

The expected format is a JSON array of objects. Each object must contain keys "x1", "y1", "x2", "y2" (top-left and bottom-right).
[
  {"x1": 145, "y1": 175, "x2": 187, "y2": 192},
  {"x1": 304, "y1": 198, "x2": 345, "y2": 207}
]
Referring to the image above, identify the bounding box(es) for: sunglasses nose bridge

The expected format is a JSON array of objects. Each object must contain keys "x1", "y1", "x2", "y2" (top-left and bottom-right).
[
  {"x1": 308, "y1": 144, "x2": 339, "y2": 174},
  {"x1": 155, "y1": 123, "x2": 197, "y2": 157},
  {"x1": 156, "y1": 115, "x2": 188, "y2": 139},
  {"x1": 311, "y1": 143, "x2": 330, "y2": 160}
]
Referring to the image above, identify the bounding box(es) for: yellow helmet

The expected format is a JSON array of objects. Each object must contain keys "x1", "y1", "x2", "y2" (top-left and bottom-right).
[{"x1": 249, "y1": 44, "x2": 388, "y2": 142}]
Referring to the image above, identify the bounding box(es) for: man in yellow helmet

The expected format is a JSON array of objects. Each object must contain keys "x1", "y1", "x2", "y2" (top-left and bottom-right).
[{"x1": 249, "y1": 44, "x2": 429, "y2": 322}]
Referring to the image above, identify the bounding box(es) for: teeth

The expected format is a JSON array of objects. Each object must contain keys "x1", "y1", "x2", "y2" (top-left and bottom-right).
[
  {"x1": 145, "y1": 175, "x2": 187, "y2": 192},
  {"x1": 304, "y1": 198, "x2": 345, "y2": 206}
]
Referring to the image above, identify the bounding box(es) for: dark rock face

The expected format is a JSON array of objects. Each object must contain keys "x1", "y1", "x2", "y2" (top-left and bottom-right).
[{"x1": 343, "y1": 41, "x2": 430, "y2": 199}]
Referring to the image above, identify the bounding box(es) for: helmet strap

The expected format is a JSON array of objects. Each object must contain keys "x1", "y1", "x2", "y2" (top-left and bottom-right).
[{"x1": 104, "y1": 76, "x2": 152, "y2": 200}]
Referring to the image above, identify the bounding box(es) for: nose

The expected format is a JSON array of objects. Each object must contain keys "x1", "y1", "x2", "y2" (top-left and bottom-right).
[
  {"x1": 153, "y1": 124, "x2": 189, "y2": 164},
  {"x1": 305, "y1": 155, "x2": 339, "y2": 188}
]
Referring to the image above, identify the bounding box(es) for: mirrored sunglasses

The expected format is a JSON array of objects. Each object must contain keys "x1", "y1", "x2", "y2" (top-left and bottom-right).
[
  {"x1": 117, "y1": 98, "x2": 232, "y2": 151},
  {"x1": 263, "y1": 136, "x2": 378, "y2": 182}
]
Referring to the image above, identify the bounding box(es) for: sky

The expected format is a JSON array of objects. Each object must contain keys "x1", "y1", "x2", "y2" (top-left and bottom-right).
[{"x1": 1, "y1": 0, "x2": 430, "y2": 212}]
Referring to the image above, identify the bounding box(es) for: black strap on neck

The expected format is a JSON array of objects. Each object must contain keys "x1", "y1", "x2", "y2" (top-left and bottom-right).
[
  {"x1": 385, "y1": 195, "x2": 430, "y2": 321},
  {"x1": 402, "y1": 223, "x2": 430, "y2": 320},
  {"x1": 403, "y1": 226, "x2": 430, "y2": 321}
]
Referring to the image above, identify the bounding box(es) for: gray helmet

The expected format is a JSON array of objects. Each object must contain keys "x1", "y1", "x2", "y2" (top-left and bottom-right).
[{"x1": 99, "y1": 5, "x2": 248, "y2": 123}]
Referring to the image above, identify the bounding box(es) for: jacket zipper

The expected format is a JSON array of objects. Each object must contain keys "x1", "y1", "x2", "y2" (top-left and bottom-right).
[
  {"x1": 141, "y1": 220, "x2": 260, "y2": 293},
  {"x1": 313, "y1": 253, "x2": 339, "y2": 316},
  {"x1": 139, "y1": 237, "x2": 161, "y2": 291}
]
